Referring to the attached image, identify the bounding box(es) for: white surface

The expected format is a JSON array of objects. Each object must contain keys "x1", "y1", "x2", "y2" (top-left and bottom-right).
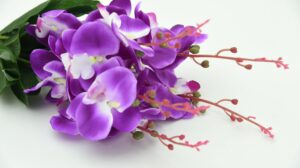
[{"x1": 1, "y1": 0, "x2": 300, "y2": 168}]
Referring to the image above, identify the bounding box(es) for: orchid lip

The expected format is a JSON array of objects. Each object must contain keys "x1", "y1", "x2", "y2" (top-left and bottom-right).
[{"x1": 62, "y1": 53, "x2": 106, "y2": 80}]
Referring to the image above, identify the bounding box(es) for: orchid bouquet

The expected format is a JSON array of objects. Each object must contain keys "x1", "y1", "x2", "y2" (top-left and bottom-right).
[{"x1": 0, "y1": 0, "x2": 288, "y2": 151}]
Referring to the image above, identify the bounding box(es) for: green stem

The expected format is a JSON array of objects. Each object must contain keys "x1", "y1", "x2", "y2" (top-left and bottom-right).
[{"x1": 17, "y1": 57, "x2": 30, "y2": 64}]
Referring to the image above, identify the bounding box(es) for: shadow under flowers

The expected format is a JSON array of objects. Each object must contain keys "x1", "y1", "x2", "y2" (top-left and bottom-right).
[
  {"x1": 54, "y1": 131, "x2": 156, "y2": 157},
  {"x1": 52, "y1": 119, "x2": 191, "y2": 158}
]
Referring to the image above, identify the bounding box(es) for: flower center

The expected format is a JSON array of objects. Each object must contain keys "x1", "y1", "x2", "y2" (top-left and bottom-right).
[
  {"x1": 87, "y1": 84, "x2": 106, "y2": 102},
  {"x1": 53, "y1": 77, "x2": 66, "y2": 85},
  {"x1": 85, "y1": 85, "x2": 120, "y2": 108},
  {"x1": 107, "y1": 101, "x2": 120, "y2": 108}
]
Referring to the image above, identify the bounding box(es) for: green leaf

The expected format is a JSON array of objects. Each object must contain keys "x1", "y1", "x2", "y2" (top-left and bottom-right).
[
  {"x1": 0, "y1": 45, "x2": 17, "y2": 63},
  {"x1": 0, "y1": 29, "x2": 21, "y2": 61},
  {"x1": 10, "y1": 61, "x2": 39, "y2": 105},
  {"x1": 7, "y1": 34, "x2": 21, "y2": 57},
  {"x1": 2, "y1": 68, "x2": 20, "y2": 82},
  {"x1": 45, "y1": 0, "x2": 98, "y2": 11},
  {"x1": 67, "y1": 5, "x2": 98, "y2": 16},
  {"x1": 0, "y1": 72, "x2": 7, "y2": 93},
  {"x1": 0, "y1": 29, "x2": 19, "y2": 45},
  {"x1": 10, "y1": 82, "x2": 29, "y2": 105},
  {"x1": 19, "y1": 33, "x2": 45, "y2": 60},
  {"x1": 0, "y1": 46, "x2": 20, "y2": 85},
  {"x1": 18, "y1": 60, "x2": 39, "y2": 90},
  {"x1": 0, "y1": 61, "x2": 8, "y2": 93},
  {"x1": 0, "y1": 1, "x2": 50, "y2": 34}
]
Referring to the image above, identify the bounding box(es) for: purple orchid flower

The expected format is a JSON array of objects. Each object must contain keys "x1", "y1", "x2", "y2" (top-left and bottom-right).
[
  {"x1": 141, "y1": 26, "x2": 207, "y2": 70},
  {"x1": 96, "y1": 4, "x2": 154, "y2": 57},
  {"x1": 27, "y1": 10, "x2": 81, "y2": 46},
  {"x1": 51, "y1": 67, "x2": 139, "y2": 140},
  {"x1": 57, "y1": 20, "x2": 122, "y2": 101},
  {"x1": 24, "y1": 49, "x2": 67, "y2": 103},
  {"x1": 136, "y1": 68, "x2": 196, "y2": 120},
  {"x1": 85, "y1": 0, "x2": 132, "y2": 22},
  {"x1": 60, "y1": 20, "x2": 120, "y2": 81},
  {"x1": 133, "y1": 4, "x2": 208, "y2": 70}
]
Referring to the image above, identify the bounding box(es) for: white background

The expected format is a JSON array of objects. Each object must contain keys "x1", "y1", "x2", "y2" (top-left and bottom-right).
[{"x1": 0, "y1": 0, "x2": 300, "y2": 168}]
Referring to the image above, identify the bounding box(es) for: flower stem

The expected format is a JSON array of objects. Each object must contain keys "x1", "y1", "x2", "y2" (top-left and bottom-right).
[
  {"x1": 17, "y1": 57, "x2": 30, "y2": 64},
  {"x1": 137, "y1": 124, "x2": 209, "y2": 151},
  {"x1": 179, "y1": 47, "x2": 289, "y2": 70},
  {"x1": 180, "y1": 95, "x2": 274, "y2": 138}
]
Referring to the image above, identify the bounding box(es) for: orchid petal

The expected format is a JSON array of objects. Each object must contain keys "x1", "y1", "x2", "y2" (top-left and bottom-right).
[
  {"x1": 171, "y1": 24, "x2": 184, "y2": 34},
  {"x1": 30, "y1": 49, "x2": 58, "y2": 79},
  {"x1": 51, "y1": 84, "x2": 66, "y2": 99},
  {"x1": 66, "y1": 76, "x2": 85, "y2": 100},
  {"x1": 119, "y1": 15, "x2": 150, "y2": 40},
  {"x1": 147, "y1": 12, "x2": 158, "y2": 28},
  {"x1": 62, "y1": 29, "x2": 76, "y2": 52},
  {"x1": 85, "y1": 10, "x2": 102, "y2": 22},
  {"x1": 76, "y1": 101, "x2": 113, "y2": 141},
  {"x1": 112, "y1": 107, "x2": 141, "y2": 132},
  {"x1": 70, "y1": 21, "x2": 120, "y2": 56},
  {"x1": 155, "y1": 69, "x2": 177, "y2": 87},
  {"x1": 143, "y1": 47, "x2": 177, "y2": 69},
  {"x1": 128, "y1": 39, "x2": 154, "y2": 57},
  {"x1": 195, "y1": 34, "x2": 208, "y2": 44},
  {"x1": 24, "y1": 78, "x2": 55, "y2": 93},
  {"x1": 41, "y1": 10, "x2": 65, "y2": 18},
  {"x1": 66, "y1": 93, "x2": 85, "y2": 119},
  {"x1": 43, "y1": 60, "x2": 65, "y2": 78},
  {"x1": 90, "y1": 67, "x2": 137, "y2": 112},
  {"x1": 94, "y1": 56, "x2": 123, "y2": 75},
  {"x1": 109, "y1": 0, "x2": 132, "y2": 15},
  {"x1": 155, "y1": 85, "x2": 189, "y2": 119},
  {"x1": 112, "y1": 21, "x2": 129, "y2": 47},
  {"x1": 50, "y1": 116, "x2": 78, "y2": 135},
  {"x1": 141, "y1": 108, "x2": 165, "y2": 120}
]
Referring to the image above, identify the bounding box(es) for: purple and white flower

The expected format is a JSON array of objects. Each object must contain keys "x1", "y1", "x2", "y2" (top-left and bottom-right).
[{"x1": 24, "y1": 1, "x2": 207, "y2": 141}]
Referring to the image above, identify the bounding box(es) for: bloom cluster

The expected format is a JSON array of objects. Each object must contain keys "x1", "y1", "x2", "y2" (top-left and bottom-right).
[{"x1": 24, "y1": 0, "x2": 287, "y2": 151}]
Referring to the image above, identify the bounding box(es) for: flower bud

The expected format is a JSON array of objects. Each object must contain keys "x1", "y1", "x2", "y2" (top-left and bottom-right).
[
  {"x1": 193, "y1": 91, "x2": 201, "y2": 98},
  {"x1": 132, "y1": 131, "x2": 144, "y2": 140},
  {"x1": 192, "y1": 100, "x2": 199, "y2": 106},
  {"x1": 156, "y1": 32, "x2": 164, "y2": 39},
  {"x1": 200, "y1": 109, "x2": 207, "y2": 114},
  {"x1": 179, "y1": 135, "x2": 185, "y2": 140},
  {"x1": 132, "y1": 99, "x2": 141, "y2": 107},
  {"x1": 201, "y1": 60, "x2": 210, "y2": 68},
  {"x1": 148, "y1": 122, "x2": 155, "y2": 129},
  {"x1": 135, "y1": 50, "x2": 145, "y2": 58},
  {"x1": 245, "y1": 64, "x2": 253, "y2": 70},
  {"x1": 230, "y1": 47, "x2": 238, "y2": 53},
  {"x1": 189, "y1": 45, "x2": 200, "y2": 54},
  {"x1": 168, "y1": 144, "x2": 174, "y2": 150},
  {"x1": 159, "y1": 42, "x2": 169, "y2": 48},
  {"x1": 187, "y1": 80, "x2": 201, "y2": 91},
  {"x1": 148, "y1": 90, "x2": 156, "y2": 99},
  {"x1": 231, "y1": 99, "x2": 238, "y2": 105},
  {"x1": 151, "y1": 130, "x2": 159, "y2": 137}
]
